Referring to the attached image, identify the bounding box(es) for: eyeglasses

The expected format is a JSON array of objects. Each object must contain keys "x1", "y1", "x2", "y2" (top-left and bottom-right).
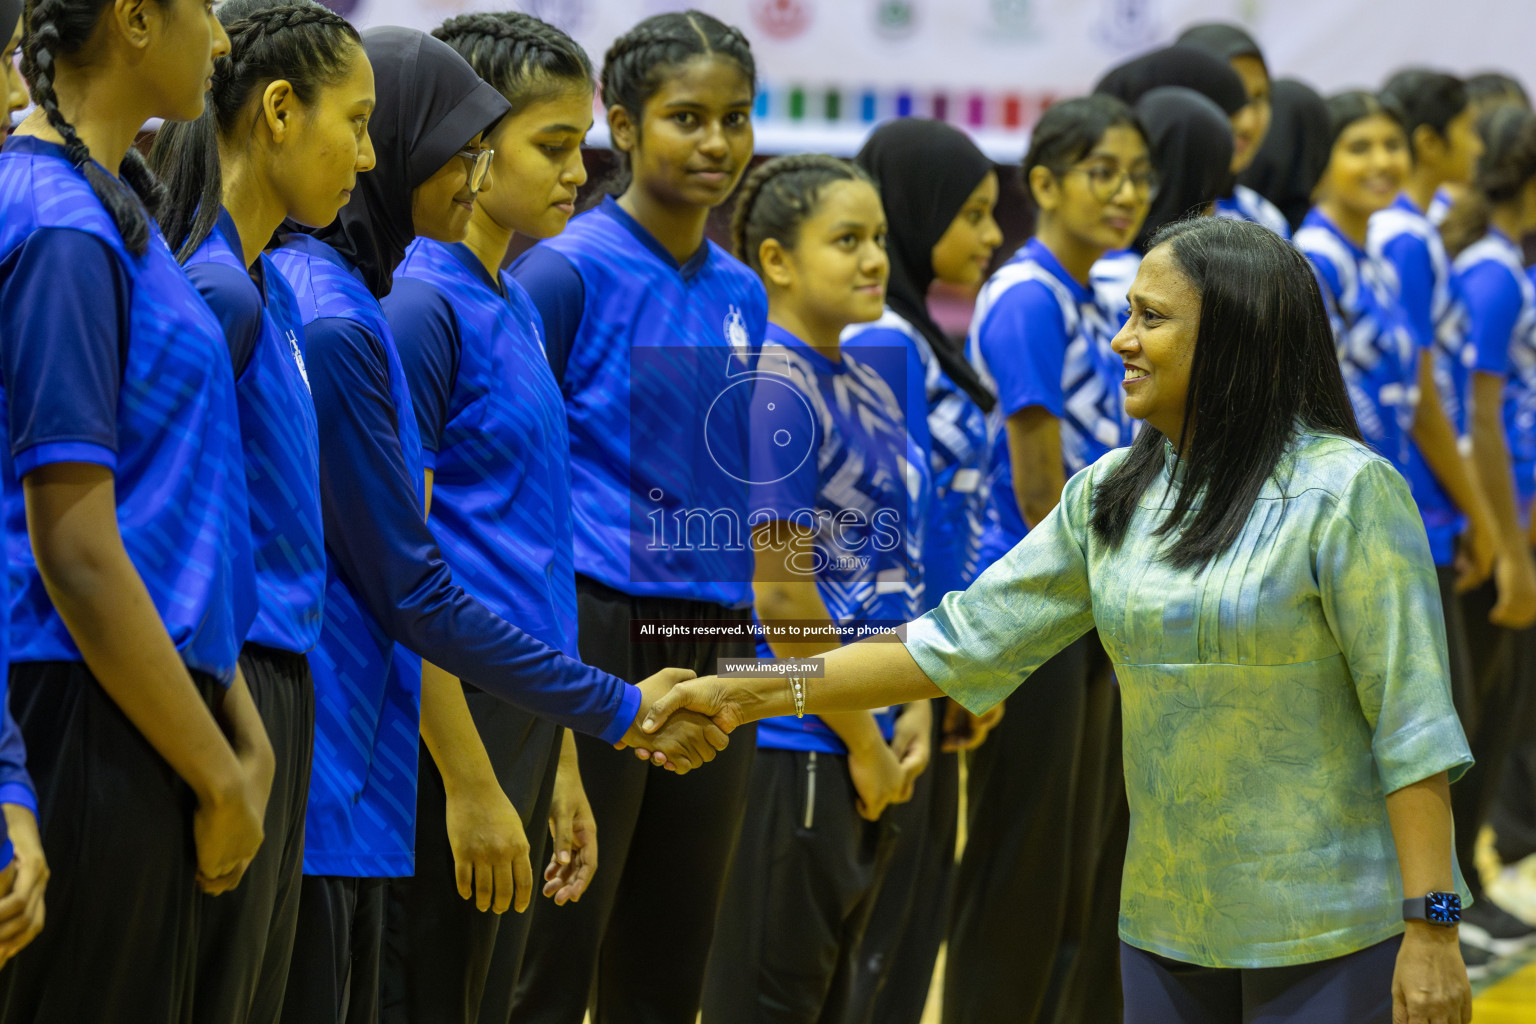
[
  {"x1": 458, "y1": 146, "x2": 495, "y2": 193},
  {"x1": 1067, "y1": 165, "x2": 1159, "y2": 202}
]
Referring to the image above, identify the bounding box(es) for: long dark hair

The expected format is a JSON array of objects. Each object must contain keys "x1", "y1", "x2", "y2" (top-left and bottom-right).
[
  {"x1": 433, "y1": 10, "x2": 593, "y2": 113},
  {"x1": 1088, "y1": 217, "x2": 1361, "y2": 569},
  {"x1": 600, "y1": 9, "x2": 754, "y2": 196},
  {"x1": 1442, "y1": 106, "x2": 1536, "y2": 258},
  {"x1": 150, "y1": 0, "x2": 362, "y2": 261},
  {"x1": 22, "y1": 0, "x2": 173, "y2": 254},
  {"x1": 730, "y1": 153, "x2": 872, "y2": 274}
]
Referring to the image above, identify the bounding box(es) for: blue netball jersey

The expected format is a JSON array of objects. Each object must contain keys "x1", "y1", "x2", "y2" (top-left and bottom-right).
[
  {"x1": 844, "y1": 309, "x2": 984, "y2": 607},
  {"x1": 273, "y1": 235, "x2": 637, "y2": 877},
  {"x1": 1368, "y1": 194, "x2": 1471, "y2": 565},
  {"x1": 1457, "y1": 229, "x2": 1536, "y2": 504},
  {"x1": 185, "y1": 209, "x2": 324, "y2": 652},
  {"x1": 386, "y1": 239, "x2": 578, "y2": 659},
  {"x1": 0, "y1": 136, "x2": 253, "y2": 684},
  {"x1": 511, "y1": 197, "x2": 766, "y2": 607},
  {"x1": 1215, "y1": 184, "x2": 1291, "y2": 239},
  {"x1": 972, "y1": 238, "x2": 1129, "y2": 565},
  {"x1": 1297, "y1": 209, "x2": 1419, "y2": 475},
  {"x1": 750, "y1": 325, "x2": 924, "y2": 753}
]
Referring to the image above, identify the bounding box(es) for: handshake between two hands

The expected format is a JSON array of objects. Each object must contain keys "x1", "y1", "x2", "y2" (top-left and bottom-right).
[{"x1": 612, "y1": 668, "x2": 754, "y2": 774}]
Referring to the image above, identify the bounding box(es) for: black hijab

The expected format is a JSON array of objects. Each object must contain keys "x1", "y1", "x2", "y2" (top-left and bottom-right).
[
  {"x1": 1176, "y1": 23, "x2": 1266, "y2": 70},
  {"x1": 0, "y1": 0, "x2": 19, "y2": 40},
  {"x1": 1094, "y1": 45, "x2": 1247, "y2": 117},
  {"x1": 307, "y1": 27, "x2": 509, "y2": 297},
  {"x1": 855, "y1": 118, "x2": 996, "y2": 412},
  {"x1": 1238, "y1": 79, "x2": 1331, "y2": 232},
  {"x1": 1133, "y1": 87, "x2": 1234, "y2": 252}
]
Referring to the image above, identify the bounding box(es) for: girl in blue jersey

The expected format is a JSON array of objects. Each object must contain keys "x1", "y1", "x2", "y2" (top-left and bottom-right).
[
  {"x1": 1175, "y1": 22, "x2": 1290, "y2": 238},
  {"x1": 837, "y1": 117, "x2": 1003, "y2": 1024},
  {"x1": 148, "y1": 2, "x2": 373, "y2": 1021},
  {"x1": 259, "y1": 25, "x2": 718, "y2": 1024},
  {"x1": 380, "y1": 13, "x2": 603, "y2": 1023},
  {"x1": 508, "y1": 12, "x2": 766, "y2": 1022},
  {"x1": 0, "y1": 0, "x2": 46, "y2": 980},
  {"x1": 1441, "y1": 107, "x2": 1536, "y2": 963},
  {"x1": 0, "y1": 0, "x2": 272, "y2": 1020},
  {"x1": 702, "y1": 151, "x2": 927, "y2": 1023},
  {"x1": 964, "y1": 94, "x2": 1151, "y2": 1024},
  {"x1": 1297, "y1": 94, "x2": 1419, "y2": 484}
]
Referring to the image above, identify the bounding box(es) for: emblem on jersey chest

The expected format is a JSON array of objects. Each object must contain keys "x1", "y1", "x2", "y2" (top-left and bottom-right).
[
  {"x1": 287, "y1": 330, "x2": 311, "y2": 393},
  {"x1": 724, "y1": 305, "x2": 751, "y2": 362}
]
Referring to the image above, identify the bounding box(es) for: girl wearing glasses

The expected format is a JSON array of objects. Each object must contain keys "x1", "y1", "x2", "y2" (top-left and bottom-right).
[
  {"x1": 378, "y1": 12, "x2": 607, "y2": 1023},
  {"x1": 956, "y1": 94, "x2": 1150, "y2": 1024},
  {"x1": 262, "y1": 26, "x2": 714, "y2": 1023},
  {"x1": 507, "y1": 12, "x2": 766, "y2": 1022}
]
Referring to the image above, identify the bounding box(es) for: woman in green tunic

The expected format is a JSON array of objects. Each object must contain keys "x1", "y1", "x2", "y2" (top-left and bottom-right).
[{"x1": 641, "y1": 217, "x2": 1473, "y2": 1024}]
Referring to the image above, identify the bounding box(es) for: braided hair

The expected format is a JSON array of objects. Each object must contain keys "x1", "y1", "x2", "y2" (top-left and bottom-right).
[
  {"x1": 731, "y1": 154, "x2": 872, "y2": 276},
  {"x1": 149, "y1": 0, "x2": 361, "y2": 261},
  {"x1": 21, "y1": 0, "x2": 178, "y2": 254},
  {"x1": 433, "y1": 11, "x2": 592, "y2": 116},
  {"x1": 600, "y1": 9, "x2": 755, "y2": 194}
]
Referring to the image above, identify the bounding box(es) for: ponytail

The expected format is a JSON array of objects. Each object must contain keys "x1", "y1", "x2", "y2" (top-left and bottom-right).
[
  {"x1": 1443, "y1": 105, "x2": 1536, "y2": 258},
  {"x1": 150, "y1": 0, "x2": 360, "y2": 261},
  {"x1": 23, "y1": 0, "x2": 168, "y2": 255}
]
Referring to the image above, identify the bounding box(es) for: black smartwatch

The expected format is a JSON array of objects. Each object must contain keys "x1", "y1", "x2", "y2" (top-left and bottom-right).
[{"x1": 1402, "y1": 892, "x2": 1461, "y2": 926}]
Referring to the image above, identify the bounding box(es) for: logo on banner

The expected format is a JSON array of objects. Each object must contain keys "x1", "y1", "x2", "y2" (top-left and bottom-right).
[
  {"x1": 986, "y1": 0, "x2": 1037, "y2": 39},
  {"x1": 1094, "y1": 0, "x2": 1161, "y2": 49},
  {"x1": 752, "y1": 0, "x2": 813, "y2": 39},
  {"x1": 873, "y1": 0, "x2": 918, "y2": 38}
]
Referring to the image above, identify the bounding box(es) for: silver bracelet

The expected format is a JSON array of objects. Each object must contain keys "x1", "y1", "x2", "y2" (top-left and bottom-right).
[{"x1": 789, "y1": 675, "x2": 806, "y2": 718}]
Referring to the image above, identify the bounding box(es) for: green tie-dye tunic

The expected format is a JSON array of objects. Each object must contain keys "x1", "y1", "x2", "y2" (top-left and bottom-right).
[{"x1": 905, "y1": 430, "x2": 1472, "y2": 968}]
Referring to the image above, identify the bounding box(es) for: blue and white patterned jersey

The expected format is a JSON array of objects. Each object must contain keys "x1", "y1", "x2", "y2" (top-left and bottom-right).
[
  {"x1": 1297, "y1": 208, "x2": 1419, "y2": 473},
  {"x1": 1458, "y1": 229, "x2": 1536, "y2": 503},
  {"x1": 750, "y1": 325, "x2": 925, "y2": 753},
  {"x1": 1368, "y1": 193, "x2": 1471, "y2": 564},
  {"x1": 0, "y1": 136, "x2": 253, "y2": 684},
  {"x1": 972, "y1": 238, "x2": 1129, "y2": 565},
  {"x1": 1215, "y1": 184, "x2": 1292, "y2": 239},
  {"x1": 844, "y1": 309, "x2": 986, "y2": 607}
]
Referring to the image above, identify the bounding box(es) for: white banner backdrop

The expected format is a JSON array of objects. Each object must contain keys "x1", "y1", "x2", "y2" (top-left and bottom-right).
[{"x1": 331, "y1": 0, "x2": 1536, "y2": 157}]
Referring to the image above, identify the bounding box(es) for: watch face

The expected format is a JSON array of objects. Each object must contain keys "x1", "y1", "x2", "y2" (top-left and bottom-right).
[{"x1": 1426, "y1": 892, "x2": 1462, "y2": 924}]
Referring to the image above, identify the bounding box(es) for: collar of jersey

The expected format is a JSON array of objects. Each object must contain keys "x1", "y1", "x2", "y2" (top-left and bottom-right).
[
  {"x1": 1303, "y1": 207, "x2": 1367, "y2": 258},
  {"x1": 279, "y1": 232, "x2": 369, "y2": 287},
  {"x1": 438, "y1": 240, "x2": 505, "y2": 298},
  {"x1": 764, "y1": 322, "x2": 848, "y2": 374},
  {"x1": 213, "y1": 206, "x2": 273, "y2": 304},
  {"x1": 599, "y1": 195, "x2": 711, "y2": 280},
  {"x1": 1021, "y1": 236, "x2": 1092, "y2": 303}
]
